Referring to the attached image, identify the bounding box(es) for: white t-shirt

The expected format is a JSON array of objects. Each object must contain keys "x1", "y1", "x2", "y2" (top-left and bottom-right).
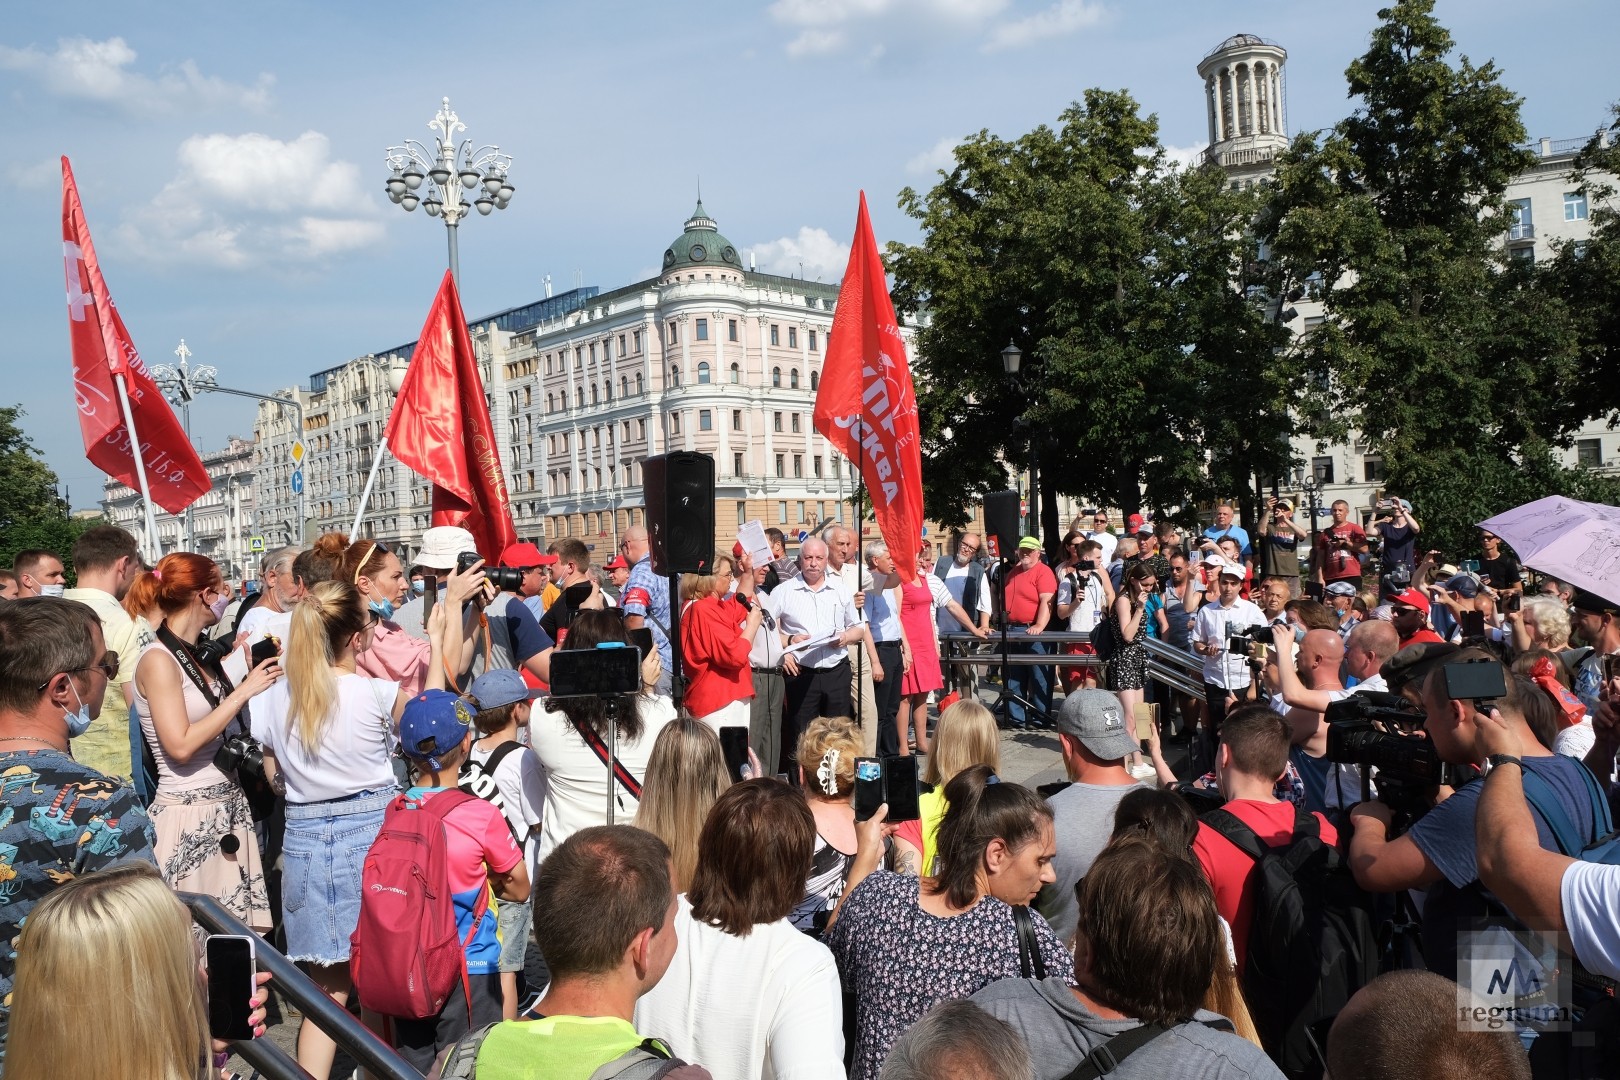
[
  {"x1": 1088, "y1": 530, "x2": 1118, "y2": 564},
  {"x1": 1562, "y1": 859, "x2": 1620, "y2": 980},
  {"x1": 528, "y1": 693, "x2": 677, "y2": 862},
  {"x1": 1055, "y1": 571, "x2": 1108, "y2": 633},
  {"x1": 634, "y1": 895, "x2": 845, "y2": 1080},
  {"x1": 466, "y1": 739, "x2": 548, "y2": 879},
  {"x1": 237, "y1": 605, "x2": 292, "y2": 652},
  {"x1": 249, "y1": 673, "x2": 400, "y2": 803},
  {"x1": 1192, "y1": 598, "x2": 1267, "y2": 688}
]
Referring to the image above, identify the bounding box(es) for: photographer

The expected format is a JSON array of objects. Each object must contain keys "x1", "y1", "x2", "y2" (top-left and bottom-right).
[
  {"x1": 1190, "y1": 562, "x2": 1266, "y2": 737},
  {"x1": 1347, "y1": 650, "x2": 1601, "y2": 984},
  {"x1": 1257, "y1": 495, "x2": 1306, "y2": 591},
  {"x1": 343, "y1": 536, "x2": 480, "y2": 695},
  {"x1": 1370, "y1": 498, "x2": 1420, "y2": 589},
  {"x1": 1311, "y1": 500, "x2": 1367, "y2": 592},
  {"x1": 1055, "y1": 537, "x2": 1114, "y2": 692},
  {"x1": 458, "y1": 541, "x2": 558, "y2": 686},
  {"x1": 130, "y1": 552, "x2": 277, "y2": 932}
]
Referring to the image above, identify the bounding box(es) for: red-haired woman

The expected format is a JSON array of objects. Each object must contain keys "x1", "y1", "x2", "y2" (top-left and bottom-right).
[{"x1": 130, "y1": 552, "x2": 279, "y2": 930}]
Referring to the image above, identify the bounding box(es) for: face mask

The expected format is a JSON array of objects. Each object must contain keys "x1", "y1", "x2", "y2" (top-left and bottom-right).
[
  {"x1": 369, "y1": 598, "x2": 395, "y2": 621},
  {"x1": 208, "y1": 594, "x2": 231, "y2": 620},
  {"x1": 412, "y1": 579, "x2": 426, "y2": 596},
  {"x1": 64, "y1": 680, "x2": 94, "y2": 739},
  {"x1": 40, "y1": 584, "x2": 65, "y2": 598}
]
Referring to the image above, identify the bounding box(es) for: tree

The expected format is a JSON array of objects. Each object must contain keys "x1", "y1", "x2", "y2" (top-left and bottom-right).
[
  {"x1": 1258, "y1": 0, "x2": 1616, "y2": 555},
  {"x1": 0, "y1": 406, "x2": 94, "y2": 574},
  {"x1": 888, "y1": 89, "x2": 1296, "y2": 547}
]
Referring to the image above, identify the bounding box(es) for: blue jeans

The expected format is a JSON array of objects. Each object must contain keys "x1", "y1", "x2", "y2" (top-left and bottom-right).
[{"x1": 1007, "y1": 638, "x2": 1052, "y2": 727}]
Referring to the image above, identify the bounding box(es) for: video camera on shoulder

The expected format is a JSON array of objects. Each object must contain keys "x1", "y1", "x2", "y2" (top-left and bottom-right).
[
  {"x1": 459, "y1": 549, "x2": 525, "y2": 594},
  {"x1": 1227, "y1": 624, "x2": 1270, "y2": 659},
  {"x1": 1325, "y1": 691, "x2": 1452, "y2": 828},
  {"x1": 546, "y1": 643, "x2": 642, "y2": 699}
]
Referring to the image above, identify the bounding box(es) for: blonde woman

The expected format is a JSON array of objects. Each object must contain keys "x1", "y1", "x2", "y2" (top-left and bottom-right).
[
  {"x1": 7, "y1": 863, "x2": 268, "y2": 1080},
  {"x1": 633, "y1": 718, "x2": 733, "y2": 892},
  {"x1": 891, "y1": 699, "x2": 1000, "y2": 876},
  {"x1": 247, "y1": 581, "x2": 446, "y2": 1080},
  {"x1": 680, "y1": 551, "x2": 762, "y2": 730},
  {"x1": 789, "y1": 715, "x2": 866, "y2": 936}
]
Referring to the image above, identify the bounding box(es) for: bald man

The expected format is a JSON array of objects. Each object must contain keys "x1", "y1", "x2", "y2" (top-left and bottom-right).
[
  {"x1": 620, "y1": 525, "x2": 673, "y2": 694},
  {"x1": 1267, "y1": 625, "x2": 1364, "y2": 822},
  {"x1": 828, "y1": 525, "x2": 879, "y2": 754}
]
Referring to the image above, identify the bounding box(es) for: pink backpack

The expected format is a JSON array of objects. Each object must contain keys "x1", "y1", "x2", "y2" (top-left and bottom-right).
[{"x1": 349, "y1": 790, "x2": 489, "y2": 1020}]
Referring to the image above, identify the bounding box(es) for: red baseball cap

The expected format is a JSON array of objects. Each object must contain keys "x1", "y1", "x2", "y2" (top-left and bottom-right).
[
  {"x1": 1127, "y1": 513, "x2": 1144, "y2": 530},
  {"x1": 605, "y1": 554, "x2": 629, "y2": 570},
  {"x1": 499, "y1": 542, "x2": 557, "y2": 568},
  {"x1": 1389, "y1": 588, "x2": 1430, "y2": 615}
]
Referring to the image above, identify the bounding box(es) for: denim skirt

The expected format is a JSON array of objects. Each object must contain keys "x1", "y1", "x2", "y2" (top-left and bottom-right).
[{"x1": 281, "y1": 787, "x2": 395, "y2": 965}]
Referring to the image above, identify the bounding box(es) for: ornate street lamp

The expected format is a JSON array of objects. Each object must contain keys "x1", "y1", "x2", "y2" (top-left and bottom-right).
[{"x1": 1000, "y1": 342, "x2": 1036, "y2": 536}]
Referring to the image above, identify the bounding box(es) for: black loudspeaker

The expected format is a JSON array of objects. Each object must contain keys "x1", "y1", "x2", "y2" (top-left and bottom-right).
[
  {"x1": 982, "y1": 490, "x2": 1021, "y2": 562},
  {"x1": 643, "y1": 452, "x2": 716, "y2": 575}
]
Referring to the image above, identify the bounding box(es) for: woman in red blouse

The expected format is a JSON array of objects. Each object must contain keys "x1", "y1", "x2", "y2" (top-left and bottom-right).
[{"x1": 680, "y1": 551, "x2": 765, "y2": 730}]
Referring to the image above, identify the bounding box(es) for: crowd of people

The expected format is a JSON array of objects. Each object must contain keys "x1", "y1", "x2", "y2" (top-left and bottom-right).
[{"x1": 0, "y1": 498, "x2": 1617, "y2": 1080}]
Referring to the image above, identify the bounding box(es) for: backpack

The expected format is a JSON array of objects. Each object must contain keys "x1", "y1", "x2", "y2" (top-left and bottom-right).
[
  {"x1": 437, "y1": 1021, "x2": 690, "y2": 1080},
  {"x1": 458, "y1": 741, "x2": 528, "y2": 847},
  {"x1": 349, "y1": 790, "x2": 490, "y2": 1021},
  {"x1": 1091, "y1": 610, "x2": 1119, "y2": 664},
  {"x1": 1203, "y1": 805, "x2": 1378, "y2": 1079}
]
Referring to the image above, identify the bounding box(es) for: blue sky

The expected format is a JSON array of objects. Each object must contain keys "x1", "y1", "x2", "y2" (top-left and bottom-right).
[{"x1": 4, "y1": 0, "x2": 1615, "y2": 509}]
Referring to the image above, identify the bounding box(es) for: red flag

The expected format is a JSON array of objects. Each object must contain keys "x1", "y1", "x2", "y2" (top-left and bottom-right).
[
  {"x1": 61, "y1": 157, "x2": 210, "y2": 515},
  {"x1": 385, "y1": 271, "x2": 517, "y2": 559},
  {"x1": 813, "y1": 192, "x2": 925, "y2": 580}
]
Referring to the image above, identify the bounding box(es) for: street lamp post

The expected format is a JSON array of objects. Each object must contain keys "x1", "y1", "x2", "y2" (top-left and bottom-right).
[
  {"x1": 384, "y1": 98, "x2": 514, "y2": 288},
  {"x1": 1000, "y1": 342, "x2": 1037, "y2": 538},
  {"x1": 1303, "y1": 472, "x2": 1322, "y2": 591},
  {"x1": 152, "y1": 339, "x2": 215, "y2": 552}
]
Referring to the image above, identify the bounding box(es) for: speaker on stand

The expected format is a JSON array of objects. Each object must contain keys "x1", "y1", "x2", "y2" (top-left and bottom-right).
[{"x1": 641, "y1": 452, "x2": 717, "y2": 713}]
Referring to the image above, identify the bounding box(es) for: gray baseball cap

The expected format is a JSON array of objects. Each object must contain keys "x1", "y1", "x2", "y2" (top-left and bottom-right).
[{"x1": 1055, "y1": 689, "x2": 1138, "y2": 761}]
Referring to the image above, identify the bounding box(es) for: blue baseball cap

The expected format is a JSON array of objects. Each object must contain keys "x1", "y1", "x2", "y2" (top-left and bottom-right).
[
  {"x1": 465, "y1": 668, "x2": 542, "y2": 712},
  {"x1": 398, "y1": 689, "x2": 475, "y2": 770}
]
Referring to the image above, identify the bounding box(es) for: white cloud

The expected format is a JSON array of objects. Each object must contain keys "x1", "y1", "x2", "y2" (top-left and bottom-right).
[
  {"x1": 982, "y1": 0, "x2": 1105, "y2": 52},
  {"x1": 906, "y1": 136, "x2": 960, "y2": 175},
  {"x1": 116, "y1": 131, "x2": 384, "y2": 269},
  {"x1": 769, "y1": 0, "x2": 1010, "y2": 56},
  {"x1": 1162, "y1": 142, "x2": 1209, "y2": 169},
  {"x1": 746, "y1": 228, "x2": 852, "y2": 282},
  {"x1": 8, "y1": 158, "x2": 58, "y2": 190},
  {"x1": 0, "y1": 36, "x2": 273, "y2": 113}
]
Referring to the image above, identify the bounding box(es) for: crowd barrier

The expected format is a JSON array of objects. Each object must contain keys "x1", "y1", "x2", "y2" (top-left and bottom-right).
[{"x1": 938, "y1": 630, "x2": 1207, "y2": 699}]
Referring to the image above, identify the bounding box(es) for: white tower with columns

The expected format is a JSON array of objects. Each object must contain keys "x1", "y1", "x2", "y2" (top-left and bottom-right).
[{"x1": 1196, "y1": 34, "x2": 1288, "y2": 185}]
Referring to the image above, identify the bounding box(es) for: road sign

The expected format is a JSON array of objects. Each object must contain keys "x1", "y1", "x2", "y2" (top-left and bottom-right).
[
  {"x1": 797, "y1": 529, "x2": 808, "y2": 542},
  {"x1": 922, "y1": 526, "x2": 928, "y2": 537},
  {"x1": 290, "y1": 440, "x2": 306, "y2": 465},
  {"x1": 249, "y1": 536, "x2": 265, "y2": 553},
  {"x1": 291, "y1": 469, "x2": 304, "y2": 495}
]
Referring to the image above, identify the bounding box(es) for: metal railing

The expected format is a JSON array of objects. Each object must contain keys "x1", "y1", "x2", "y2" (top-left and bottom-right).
[
  {"x1": 178, "y1": 893, "x2": 424, "y2": 1080},
  {"x1": 939, "y1": 630, "x2": 1206, "y2": 699}
]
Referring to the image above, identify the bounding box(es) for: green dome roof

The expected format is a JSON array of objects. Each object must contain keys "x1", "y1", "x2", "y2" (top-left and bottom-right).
[{"x1": 662, "y1": 200, "x2": 744, "y2": 273}]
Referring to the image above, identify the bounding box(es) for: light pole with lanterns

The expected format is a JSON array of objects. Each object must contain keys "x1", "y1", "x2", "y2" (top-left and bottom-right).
[
  {"x1": 1000, "y1": 341, "x2": 1037, "y2": 538},
  {"x1": 383, "y1": 97, "x2": 514, "y2": 288}
]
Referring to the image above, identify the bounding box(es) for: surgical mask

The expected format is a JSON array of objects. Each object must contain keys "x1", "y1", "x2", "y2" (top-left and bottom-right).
[
  {"x1": 65, "y1": 680, "x2": 94, "y2": 739},
  {"x1": 208, "y1": 594, "x2": 231, "y2": 620},
  {"x1": 40, "y1": 584, "x2": 65, "y2": 598},
  {"x1": 369, "y1": 598, "x2": 395, "y2": 621},
  {"x1": 412, "y1": 579, "x2": 426, "y2": 596}
]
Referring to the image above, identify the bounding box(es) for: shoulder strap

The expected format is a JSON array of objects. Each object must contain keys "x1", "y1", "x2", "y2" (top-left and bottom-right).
[
  {"x1": 1520, "y1": 768, "x2": 1589, "y2": 857},
  {"x1": 1013, "y1": 904, "x2": 1046, "y2": 980},
  {"x1": 1062, "y1": 1023, "x2": 1175, "y2": 1080},
  {"x1": 1201, "y1": 809, "x2": 1267, "y2": 863},
  {"x1": 476, "y1": 740, "x2": 527, "y2": 778},
  {"x1": 574, "y1": 716, "x2": 643, "y2": 799},
  {"x1": 438, "y1": 1020, "x2": 502, "y2": 1080}
]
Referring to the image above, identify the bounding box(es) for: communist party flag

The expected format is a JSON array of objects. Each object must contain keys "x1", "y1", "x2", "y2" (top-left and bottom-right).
[
  {"x1": 385, "y1": 270, "x2": 517, "y2": 559},
  {"x1": 813, "y1": 191, "x2": 925, "y2": 580},
  {"x1": 62, "y1": 157, "x2": 210, "y2": 514}
]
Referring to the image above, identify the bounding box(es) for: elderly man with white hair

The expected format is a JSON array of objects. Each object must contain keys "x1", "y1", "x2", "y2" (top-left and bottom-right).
[{"x1": 775, "y1": 537, "x2": 880, "y2": 775}]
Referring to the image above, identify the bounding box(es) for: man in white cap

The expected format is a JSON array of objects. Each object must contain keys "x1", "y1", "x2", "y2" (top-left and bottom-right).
[
  {"x1": 396, "y1": 525, "x2": 480, "y2": 641},
  {"x1": 1036, "y1": 689, "x2": 1146, "y2": 943},
  {"x1": 1190, "y1": 560, "x2": 1266, "y2": 739}
]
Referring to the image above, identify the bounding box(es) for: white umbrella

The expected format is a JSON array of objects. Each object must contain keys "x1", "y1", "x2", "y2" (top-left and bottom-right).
[{"x1": 1478, "y1": 496, "x2": 1620, "y2": 606}]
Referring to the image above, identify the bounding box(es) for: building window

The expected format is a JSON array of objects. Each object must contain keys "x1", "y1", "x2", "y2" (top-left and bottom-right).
[
  {"x1": 670, "y1": 364, "x2": 681, "y2": 386},
  {"x1": 1565, "y1": 191, "x2": 1589, "y2": 221},
  {"x1": 791, "y1": 413, "x2": 801, "y2": 433},
  {"x1": 778, "y1": 501, "x2": 788, "y2": 524},
  {"x1": 728, "y1": 319, "x2": 738, "y2": 342},
  {"x1": 773, "y1": 412, "x2": 783, "y2": 433},
  {"x1": 589, "y1": 343, "x2": 597, "y2": 363},
  {"x1": 633, "y1": 329, "x2": 643, "y2": 352},
  {"x1": 591, "y1": 384, "x2": 599, "y2": 405},
  {"x1": 793, "y1": 454, "x2": 803, "y2": 478},
  {"x1": 671, "y1": 412, "x2": 682, "y2": 434},
  {"x1": 700, "y1": 409, "x2": 712, "y2": 431},
  {"x1": 1363, "y1": 456, "x2": 1385, "y2": 483},
  {"x1": 698, "y1": 362, "x2": 711, "y2": 384},
  {"x1": 737, "y1": 501, "x2": 747, "y2": 526},
  {"x1": 788, "y1": 327, "x2": 798, "y2": 349},
  {"x1": 729, "y1": 362, "x2": 740, "y2": 384},
  {"x1": 797, "y1": 500, "x2": 806, "y2": 521},
  {"x1": 811, "y1": 370, "x2": 819, "y2": 390},
  {"x1": 575, "y1": 388, "x2": 583, "y2": 408},
  {"x1": 790, "y1": 369, "x2": 800, "y2": 389},
  {"x1": 1511, "y1": 246, "x2": 1535, "y2": 264},
  {"x1": 732, "y1": 409, "x2": 742, "y2": 431},
  {"x1": 1508, "y1": 198, "x2": 1533, "y2": 241},
  {"x1": 734, "y1": 452, "x2": 744, "y2": 476},
  {"x1": 696, "y1": 318, "x2": 709, "y2": 341},
  {"x1": 813, "y1": 456, "x2": 823, "y2": 478},
  {"x1": 668, "y1": 320, "x2": 678, "y2": 344},
  {"x1": 775, "y1": 454, "x2": 785, "y2": 478},
  {"x1": 635, "y1": 373, "x2": 643, "y2": 395},
  {"x1": 546, "y1": 392, "x2": 554, "y2": 412},
  {"x1": 1578, "y1": 438, "x2": 1603, "y2": 467},
  {"x1": 1311, "y1": 456, "x2": 1335, "y2": 485},
  {"x1": 575, "y1": 348, "x2": 583, "y2": 369},
  {"x1": 770, "y1": 324, "x2": 780, "y2": 346},
  {"x1": 618, "y1": 333, "x2": 627, "y2": 356},
  {"x1": 809, "y1": 329, "x2": 818, "y2": 352},
  {"x1": 620, "y1": 375, "x2": 629, "y2": 397},
  {"x1": 603, "y1": 383, "x2": 612, "y2": 402},
  {"x1": 638, "y1": 419, "x2": 646, "y2": 438},
  {"x1": 772, "y1": 367, "x2": 782, "y2": 388}
]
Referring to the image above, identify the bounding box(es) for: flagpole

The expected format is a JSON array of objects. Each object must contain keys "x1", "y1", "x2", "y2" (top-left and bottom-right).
[
  {"x1": 350, "y1": 437, "x2": 390, "y2": 539},
  {"x1": 113, "y1": 372, "x2": 163, "y2": 563},
  {"x1": 854, "y1": 416, "x2": 866, "y2": 741}
]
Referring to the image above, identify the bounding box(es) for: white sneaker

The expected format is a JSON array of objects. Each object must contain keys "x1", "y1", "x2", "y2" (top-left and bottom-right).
[{"x1": 1129, "y1": 763, "x2": 1157, "y2": 780}]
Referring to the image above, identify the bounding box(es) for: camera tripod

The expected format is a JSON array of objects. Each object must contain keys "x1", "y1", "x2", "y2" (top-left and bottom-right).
[{"x1": 987, "y1": 557, "x2": 1056, "y2": 730}]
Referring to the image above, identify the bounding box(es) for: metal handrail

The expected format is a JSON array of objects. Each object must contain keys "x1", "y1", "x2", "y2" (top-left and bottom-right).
[
  {"x1": 178, "y1": 892, "x2": 425, "y2": 1080},
  {"x1": 938, "y1": 630, "x2": 1208, "y2": 698}
]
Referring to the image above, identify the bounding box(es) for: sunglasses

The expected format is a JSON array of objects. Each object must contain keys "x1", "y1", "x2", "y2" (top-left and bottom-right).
[{"x1": 38, "y1": 650, "x2": 119, "y2": 691}]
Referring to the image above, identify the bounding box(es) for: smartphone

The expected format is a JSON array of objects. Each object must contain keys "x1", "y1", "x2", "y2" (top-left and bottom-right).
[
  {"x1": 1500, "y1": 592, "x2": 1521, "y2": 614},
  {"x1": 628, "y1": 626, "x2": 655, "y2": 660},
  {"x1": 1459, "y1": 611, "x2": 1487, "y2": 640},
  {"x1": 1303, "y1": 582, "x2": 1324, "y2": 602},
  {"x1": 1076, "y1": 559, "x2": 1096, "y2": 572},
  {"x1": 1602, "y1": 654, "x2": 1620, "y2": 685},
  {"x1": 719, "y1": 726, "x2": 750, "y2": 783},
  {"x1": 249, "y1": 637, "x2": 279, "y2": 668},
  {"x1": 205, "y1": 934, "x2": 257, "y2": 1041},
  {"x1": 883, "y1": 754, "x2": 922, "y2": 823},
  {"x1": 853, "y1": 757, "x2": 884, "y2": 821},
  {"x1": 1443, "y1": 659, "x2": 1508, "y2": 702}
]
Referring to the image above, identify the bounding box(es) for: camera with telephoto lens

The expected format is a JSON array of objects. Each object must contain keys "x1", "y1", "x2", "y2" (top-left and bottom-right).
[
  {"x1": 1227, "y1": 624, "x2": 1271, "y2": 656},
  {"x1": 1325, "y1": 691, "x2": 1447, "y2": 827},
  {"x1": 214, "y1": 732, "x2": 267, "y2": 779},
  {"x1": 457, "y1": 549, "x2": 526, "y2": 594},
  {"x1": 190, "y1": 635, "x2": 233, "y2": 667}
]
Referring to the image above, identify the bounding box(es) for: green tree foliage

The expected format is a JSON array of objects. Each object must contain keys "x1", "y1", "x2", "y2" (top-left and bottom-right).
[
  {"x1": 888, "y1": 89, "x2": 1294, "y2": 543},
  {"x1": 1258, "y1": 0, "x2": 1618, "y2": 555},
  {"x1": 0, "y1": 406, "x2": 95, "y2": 574}
]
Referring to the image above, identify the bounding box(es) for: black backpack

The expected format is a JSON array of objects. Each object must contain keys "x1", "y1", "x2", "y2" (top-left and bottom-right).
[
  {"x1": 1090, "y1": 610, "x2": 1119, "y2": 664},
  {"x1": 1203, "y1": 805, "x2": 1378, "y2": 1080}
]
